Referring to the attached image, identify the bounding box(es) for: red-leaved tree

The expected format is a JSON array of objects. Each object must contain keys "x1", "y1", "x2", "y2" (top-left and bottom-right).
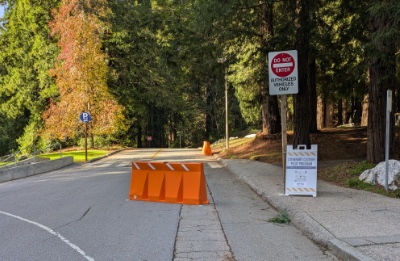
[{"x1": 43, "y1": 0, "x2": 124, "y2": 141}]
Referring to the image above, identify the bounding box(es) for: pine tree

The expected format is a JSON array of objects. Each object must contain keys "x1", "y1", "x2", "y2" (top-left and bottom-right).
[
  {"x1": 367, "y1": 0, "x2": 398, "y2": 163},
  {"x1": 0, "y1": 0, "x2": 59, "y2": 152}
]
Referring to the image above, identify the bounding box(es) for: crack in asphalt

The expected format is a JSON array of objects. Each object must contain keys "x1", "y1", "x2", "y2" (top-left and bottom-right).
[{"x1": 54, "y1": 206, "x2": 93, "y2": 230}]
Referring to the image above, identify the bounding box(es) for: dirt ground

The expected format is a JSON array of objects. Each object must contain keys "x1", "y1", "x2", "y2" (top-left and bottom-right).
[
  {"x1": 216, "y1": 127, "x2": 368, "y2": 167},
  {"x1": 215, "y1": 127, "x2": 400, "y2": 196}
]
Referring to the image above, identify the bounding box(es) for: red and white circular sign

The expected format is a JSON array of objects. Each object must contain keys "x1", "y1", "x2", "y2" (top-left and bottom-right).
[{"x1": 271, "y1": 52, "x2": 295, "y2": 77}]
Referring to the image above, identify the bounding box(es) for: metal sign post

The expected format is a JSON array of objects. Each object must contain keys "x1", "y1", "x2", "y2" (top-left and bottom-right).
[
  {"x1": 281, "y1": 95, "x2": 287, "y2": 193},
  {"x1": 84, "y1": 123, "x2": 88, "y2": 161},
  {"x1": 80, "y1": 112, "x2": 91, "y2": 162},
  {"x1": 268, "y1": 50, "x2": 298, "y2": 194},
  {"x1": 385, "y1": 90, "x2": 392, "y2": 191}
]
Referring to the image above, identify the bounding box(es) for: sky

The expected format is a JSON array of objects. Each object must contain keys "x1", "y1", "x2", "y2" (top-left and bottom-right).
[{"x1": 0, "y1": 5, "x2": 4, "y2": 18}]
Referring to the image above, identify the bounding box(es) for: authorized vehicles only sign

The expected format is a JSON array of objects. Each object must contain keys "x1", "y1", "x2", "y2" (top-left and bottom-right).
[{"x1": 268, "y1": 50, "x2": 298, "y2": 96}]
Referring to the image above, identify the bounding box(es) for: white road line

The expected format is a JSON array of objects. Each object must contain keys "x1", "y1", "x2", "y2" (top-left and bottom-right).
[
  {"x1": 117, "y1": 161, "x2": 130, "y2": 167},
  {"x1": 0, "y1": 211, "x2": 94, "y2": 261}
]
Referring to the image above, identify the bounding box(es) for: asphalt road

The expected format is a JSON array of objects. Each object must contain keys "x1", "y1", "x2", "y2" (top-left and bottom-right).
[{"x1": 0, "y1": 149, "x2": 337, "y2": 261}]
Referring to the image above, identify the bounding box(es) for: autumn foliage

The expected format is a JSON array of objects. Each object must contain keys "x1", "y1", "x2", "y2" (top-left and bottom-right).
[{"x1": 43, "y1": 0, "x2": 124, "y2": 140}]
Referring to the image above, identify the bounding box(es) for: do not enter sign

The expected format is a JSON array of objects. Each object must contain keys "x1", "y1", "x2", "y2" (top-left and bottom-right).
[
  {"x1": 268, "y1": 50, "x2": 298, "y2": 96},
  {"x1": 271, "y1": 53, "x2": 295, "y2": 77}
]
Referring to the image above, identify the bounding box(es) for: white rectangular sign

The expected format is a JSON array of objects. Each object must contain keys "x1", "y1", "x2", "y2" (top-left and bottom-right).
[
  {"x1": 268, "y1": 50, "x2": 298, "y2": 96},
  {"x1": 285, "y1": 144, "x2": 317, "y2": 197}
]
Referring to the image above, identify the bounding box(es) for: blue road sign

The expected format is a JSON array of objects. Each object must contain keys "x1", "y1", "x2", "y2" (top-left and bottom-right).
[{"x1": 80, "y1": 112, "x2": 91, "y2": 123}]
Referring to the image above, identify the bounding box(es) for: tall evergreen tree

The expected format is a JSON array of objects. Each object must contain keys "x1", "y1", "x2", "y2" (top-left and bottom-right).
[
  {"x1": 106, "y1": 0, "x2": 190, "y2": 147},
  {"x1": 293, "y1": 0, "x2": 311, "y2": 148},
  {"x1": 0, "y1": 0, "x2": 59, "y2": 152},
  {"x1": 367, "y1": 0, "x2": 398, "y2": 163},
  {"x1": 225, "y1": 0, "x2": 282, "y2": 135}
]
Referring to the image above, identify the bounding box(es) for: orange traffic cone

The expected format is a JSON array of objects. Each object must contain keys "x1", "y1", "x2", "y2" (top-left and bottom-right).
[{"x1": 202, "y1": 141, "x2": 212, "y2": 156}]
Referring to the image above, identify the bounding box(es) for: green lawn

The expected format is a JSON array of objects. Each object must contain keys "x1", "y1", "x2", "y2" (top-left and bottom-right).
[{"x1": 40, "y1": 150, "x2": 110, "y2": 162}]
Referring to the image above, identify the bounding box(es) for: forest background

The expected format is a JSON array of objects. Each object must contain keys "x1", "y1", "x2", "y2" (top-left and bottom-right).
[{"x1": 0, "y1": 0, "x2": 399, "y2": 164}]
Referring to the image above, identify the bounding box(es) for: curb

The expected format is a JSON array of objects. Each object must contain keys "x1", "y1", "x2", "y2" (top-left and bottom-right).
[
  {"x1": 87, "y1": 148, "x2": 127, "y2": 163},
  {"x1": 328, "y1": 239, "x2": 377, "y2": 261}
]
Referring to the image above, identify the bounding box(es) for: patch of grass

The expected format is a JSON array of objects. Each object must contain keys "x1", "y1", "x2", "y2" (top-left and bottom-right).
[
  {"x1": 347, "y1": 179, "x2": 400, "y2": 198},
  {"x1": 250, "y1": 152, "x2": 281, "y2": 161},
  {"x1": 227, "y1": 154, "x2": 237, "y2": 159},
  {"x1": 249, "y1": 154, "x2": 266, "y2": 161},
  {"x1": 319, "y1": 161, "x2": 400, "y2": 198},
  {"x1": 394, "y1": 190, "x2": 400, "y2": 198},
  {"x1": 347, "y1": 178, "x2": 374, "y2": 190},
  {"x1": 40, "y1": 150, "x2": 110, "y2": 162},
  {"x1": 268, "y1": 209, "x2": 291, "y2": 224},
  {"x1": 319, "y1": 161, "x2": 371, "y2": 185},
  {"x1": 229, "y1": 138, "x2": 254, "y2": 148},
  {"x1": 348, "y1": 160, "x2": 375, "y2": 176}
]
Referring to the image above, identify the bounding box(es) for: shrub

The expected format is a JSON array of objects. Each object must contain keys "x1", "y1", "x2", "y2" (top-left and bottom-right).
[
  {"x1": 349, "y1": 161, "x2": 375, "y2": 176},
  {"x1": 347, "y1": 178, "x2": 374, "y2": 191}
]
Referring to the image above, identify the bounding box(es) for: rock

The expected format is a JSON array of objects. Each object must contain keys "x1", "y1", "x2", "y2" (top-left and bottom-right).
[
  {"x1": 245, "y1": 134, "x2": 256, "y2": 138},
  {"x1": 359, "y1": 160, "x2": 400, "y2": 190}
]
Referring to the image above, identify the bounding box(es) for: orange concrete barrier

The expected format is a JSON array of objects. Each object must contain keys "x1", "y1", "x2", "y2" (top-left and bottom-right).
[
  {"x1": 129, "y1": 162, "x2": 209, "y2": 205},
  {"x1": 202, "y1": 141, "x2": 212, "y2": 156}
]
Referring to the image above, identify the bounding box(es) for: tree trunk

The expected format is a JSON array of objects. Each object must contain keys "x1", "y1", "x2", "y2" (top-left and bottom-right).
[
  {"x1": 168, "y1": 114, "x2": 176, "y2": 147},
  {"x1": 205, "y1": 83, "x2": 212, "y2": 141},
  {"x1": 260, "y1": 1, "x2": 281, "y2": 135},
  {"x1": 137, "y1": 123, "x2": 143, "y2": 148},
  {"x1": 317, "y1": 96, "x2": 324, "y2": 129},
  {"x1": 324, "y1": 101, "x2": 334, "y2": 127},
  {"x1": 367, "y1": 5, "x2": 396, "y2": 163},
  {"x1": 309, "y1": 57, "x2": 318, "y2": 132},
  {"x1": 361, "y1": 94, "x2": 368, "y2": 127},
  {"x1": 337, "y1": 99, "x2": 343, "y2": 126},
  {"x1": 342, "y1": 99, "x2": 347, "y2": 124},
  {"x1": 293, "y1": 0, "x2": 311, "y2": 148}
]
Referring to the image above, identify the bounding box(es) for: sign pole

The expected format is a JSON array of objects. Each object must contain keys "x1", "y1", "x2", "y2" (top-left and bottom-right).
[
  {"x1": 85, "y1": 122, "x2": 88, "y2": 162},
  {"x1": 225, "y1": 66, "x2": 229, "y2": 152},
  {"x1": 79, "y1": 112, "x2": 91, "y2": 162},
  {"x1": 281, "y1": 95, "x2": 287, "y2": 193},
  {"x1": 268, "y1": 50, "x2": 298, "y2": 195},
  {"x1": 385, "y1": 90, "x2": 392, "y2": 191}
]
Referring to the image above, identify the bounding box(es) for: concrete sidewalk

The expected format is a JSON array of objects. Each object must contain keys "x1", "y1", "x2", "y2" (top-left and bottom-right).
[{"x1": 220, "y1": 158, "x2": 400, "y2": 261}]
